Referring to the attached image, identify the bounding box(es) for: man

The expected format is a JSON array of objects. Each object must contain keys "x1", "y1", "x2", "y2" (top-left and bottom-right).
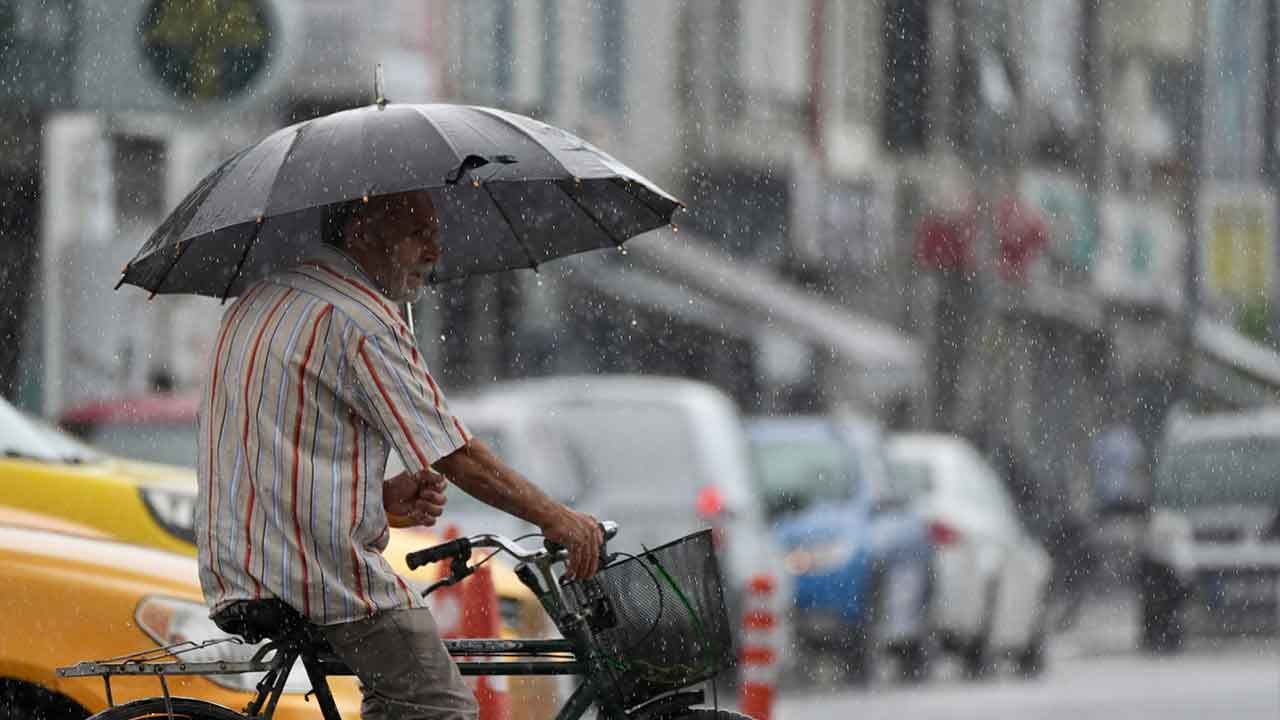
[{"x1": 196, "y1": 190, "x2": 603, "y2": 719}]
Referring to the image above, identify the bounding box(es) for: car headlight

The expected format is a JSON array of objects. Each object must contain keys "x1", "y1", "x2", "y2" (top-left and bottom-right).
[
  {"x1": 139, "y1": 486, "x2": 198, "y2": 545},
  {"x1": 784, "y1": 541, "x2": 854, "y2": 575},
  {"x1": 134, "y1": 596, "x2": 311, "y2": 694}
]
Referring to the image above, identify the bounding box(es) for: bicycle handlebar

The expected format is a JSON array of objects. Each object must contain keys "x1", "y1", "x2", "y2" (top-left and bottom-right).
[{"x1": 405, "y1": 521, "x2": 618, "y2": 570}]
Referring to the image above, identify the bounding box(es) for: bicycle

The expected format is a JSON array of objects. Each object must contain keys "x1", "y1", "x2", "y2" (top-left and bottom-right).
[{"x1": 57, "y1": 522, "x2": 753, "y2": 719}]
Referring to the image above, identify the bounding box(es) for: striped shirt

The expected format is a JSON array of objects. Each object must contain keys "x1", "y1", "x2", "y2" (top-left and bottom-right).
[{"x1": 196, "y1": 246, "x2": 470, "y2": 625}]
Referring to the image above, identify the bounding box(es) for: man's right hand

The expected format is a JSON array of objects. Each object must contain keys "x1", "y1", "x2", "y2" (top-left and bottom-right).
[{"x1": 542, "y1": 507, "x2": 604, "y2": 581}]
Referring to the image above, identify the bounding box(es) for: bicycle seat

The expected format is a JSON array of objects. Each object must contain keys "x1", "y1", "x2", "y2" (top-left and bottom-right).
[{"x1": 211, "y1": 599, "x2": 309, "y2": 645}]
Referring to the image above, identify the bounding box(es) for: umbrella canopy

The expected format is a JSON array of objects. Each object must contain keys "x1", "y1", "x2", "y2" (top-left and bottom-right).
[{"x1": 120, "y1": 103, "x2": 682, "y2": 298}]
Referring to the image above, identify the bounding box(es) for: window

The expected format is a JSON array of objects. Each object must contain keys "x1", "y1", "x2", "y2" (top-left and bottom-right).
[
  {"x1": 539, "y1": 0, "x2": 560, "y2": 113},
  {"x1": 459, "y1": 0, "x2": 512, "y2": 105},
  {"x1": 588, "y1": 0, "x2": 625, "y2": 118},
  {"x1": 113, "y1": 135, "x2": 166, "y2": 224},
  {"x1": 881, "y1": 0, "x2": 930, "y2": 151}
]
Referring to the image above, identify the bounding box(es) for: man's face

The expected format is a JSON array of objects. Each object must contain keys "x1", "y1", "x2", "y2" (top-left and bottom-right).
[{"x1": 350, "y1": 193, "x2": 442, "y2": 302}]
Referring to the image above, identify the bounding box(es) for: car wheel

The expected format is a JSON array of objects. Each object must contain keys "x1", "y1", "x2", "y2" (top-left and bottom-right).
[
  {"x1": 0, "y1": 680, "x2": 88, "y2": 720},
  {"x1": 1013, "y1": 634, "x2": 1046, "y2": 678},
  {"x1": 961, "y1": 583, "x2": 997, "y2": 681},
  {"x1": 1138, "y1": 559, "x2": 1185, "y2": 654},
  {"x1": 844, "y1": 570, "x2": 883, "y2": 687},
  {"x1": 895, "y1": 637, "x2": 932, "y2": 683}
]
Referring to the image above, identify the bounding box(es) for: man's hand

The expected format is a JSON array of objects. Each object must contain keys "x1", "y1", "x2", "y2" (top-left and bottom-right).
[
  {"x1": 542, "y1": 507, "x2": 604, "y2": 581},
  {"x1": 383, "y1": 469, "x2": 447, "y2": 528}
]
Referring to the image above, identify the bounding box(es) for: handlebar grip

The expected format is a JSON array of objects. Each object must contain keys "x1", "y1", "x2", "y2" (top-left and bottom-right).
[
  {"x1": 544, "y1": 520, "x2": 618, "y2": 553},
  {"x1": 406, "y1": 537, "x2": 472, "y2": 570}
]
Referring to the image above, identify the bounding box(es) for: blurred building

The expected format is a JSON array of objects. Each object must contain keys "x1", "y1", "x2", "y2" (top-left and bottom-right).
[
  {"x1": 438, "y1": 0, "x2": 1280, "y2": 525},
  {"x1": 4, "y1": 0, "x2": 451, "y2": 416},
  {"x1": 7, "y1": 0, "x2": 1280, "y2": 527}
]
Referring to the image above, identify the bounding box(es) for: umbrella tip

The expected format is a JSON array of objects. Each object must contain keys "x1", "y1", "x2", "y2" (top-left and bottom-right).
[{"x1": 374, "y1": 64, "x2": 388, "y2": 110}]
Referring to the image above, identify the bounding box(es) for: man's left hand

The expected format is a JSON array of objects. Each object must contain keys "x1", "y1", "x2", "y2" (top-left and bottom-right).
[{"x1": 384, "y1": 470, "x2": 448, "y2": 528}]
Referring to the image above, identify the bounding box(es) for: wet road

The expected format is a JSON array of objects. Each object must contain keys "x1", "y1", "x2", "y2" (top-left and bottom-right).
[{"x1": 776, "y1": 638, "x2": 1279, "y2": 720}]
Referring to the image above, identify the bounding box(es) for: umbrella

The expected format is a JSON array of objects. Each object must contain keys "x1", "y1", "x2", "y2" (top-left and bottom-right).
[{"x1": 118, "y1": 102, "x2": 682, "y2": 299}]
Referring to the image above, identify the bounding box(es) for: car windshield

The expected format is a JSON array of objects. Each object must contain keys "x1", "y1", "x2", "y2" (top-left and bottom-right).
[
  {"x1": 1156, "y1": 436, "x2": 1280, "y2": 508},
  {"x1": 86, "y1": 423, "x2": 198, "y2": 467},
  {"x1": 0, "y1": 397, "x2": 99, "y2": 464},
  {"x1": 548, "y1": 401, "x2": 704, "y2": 504},
  {"x1": 886, "y1": 457, "x2": 934, "y2": 500},
  {"x1": 750, "y1": 436, "x2": 856, "y2": 519}
]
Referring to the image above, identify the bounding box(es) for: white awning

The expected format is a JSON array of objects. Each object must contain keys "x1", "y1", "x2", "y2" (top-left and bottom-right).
[
  {"x1": 1191, "y1": 315, "x2": 1280, "y2": 406},
  {"x1": 563, "y1": 230, "x2": 925, "y2": 404}
]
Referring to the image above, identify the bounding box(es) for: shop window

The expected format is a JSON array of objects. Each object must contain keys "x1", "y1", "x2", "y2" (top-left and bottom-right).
[{"x1": 113, "y1": 135, "x2": 166, "y2": 224}]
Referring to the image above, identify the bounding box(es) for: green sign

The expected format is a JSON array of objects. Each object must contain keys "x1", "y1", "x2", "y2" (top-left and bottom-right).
[{"x1": 140, "y1": 0, "x2": 273, "y2": 102}]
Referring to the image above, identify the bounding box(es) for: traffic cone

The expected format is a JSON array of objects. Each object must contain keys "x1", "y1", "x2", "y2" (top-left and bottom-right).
[
  {"x1": 738, "y1": 573, "x2": 778, "y2": 720},
  {"x1": 462, "y1": 563, "x2": 509, "y2": 720},
  {"x1": 422, "y1": 524, "x2": 509, "y2": 719}
]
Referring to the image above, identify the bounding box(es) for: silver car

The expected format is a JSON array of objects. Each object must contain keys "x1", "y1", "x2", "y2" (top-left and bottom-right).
[{"x1": 1140, "y1": 410, "x2": 1280, "y2": 651}]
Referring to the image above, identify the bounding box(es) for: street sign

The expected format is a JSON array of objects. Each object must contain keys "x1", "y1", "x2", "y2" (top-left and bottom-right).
[
  {"x1": 1019, "y1": 171, "x2": 1098, "y2": 281},
  {"x1": 1199, "y1": 183, "x2": 1276, "y2": 302},
  {"x1": 1096, "y1": 196, "x2": 1185, "y2": 309},
  {"x1": 140, "y1": 0, "x2": 274, "y2": 102}
]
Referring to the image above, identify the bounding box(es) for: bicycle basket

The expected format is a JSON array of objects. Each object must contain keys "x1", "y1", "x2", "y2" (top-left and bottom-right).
[{"x1": 562, "y1": 529, "x2": 733, "y2": 708}]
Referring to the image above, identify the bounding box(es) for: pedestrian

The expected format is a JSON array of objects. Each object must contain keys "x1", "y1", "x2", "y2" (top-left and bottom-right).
[
  {"x1": 196, "y1": 190, "x2": 604, "y2": 719},
  {"x1": 1089, "y1": 404, "x2": 1148, "y2": 517}
]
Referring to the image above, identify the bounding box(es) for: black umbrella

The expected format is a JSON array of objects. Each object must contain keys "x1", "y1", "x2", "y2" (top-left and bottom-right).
[{"x1": 119, "y1": 102, "x2": 682, "y2": 299}]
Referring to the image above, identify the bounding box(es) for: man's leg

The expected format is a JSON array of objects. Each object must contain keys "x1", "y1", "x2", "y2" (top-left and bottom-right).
[{"x1": 321, "y1": 608, "x2": 478, "y2": 720}]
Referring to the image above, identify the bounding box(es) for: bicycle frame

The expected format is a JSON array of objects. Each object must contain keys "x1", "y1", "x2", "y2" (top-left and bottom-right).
[{"x1": 58, "y1": 526, "x2": 705, "y2": 720}]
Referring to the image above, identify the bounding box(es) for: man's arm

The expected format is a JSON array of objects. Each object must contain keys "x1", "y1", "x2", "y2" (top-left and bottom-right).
[{"x1": 434, "y1": 439, "x2": 603, "y2": 580}]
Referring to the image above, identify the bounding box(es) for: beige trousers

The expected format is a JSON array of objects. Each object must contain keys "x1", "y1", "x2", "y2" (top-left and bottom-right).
[{"x1": 322, "y1": 608, "x2": 479, "y2": 720}]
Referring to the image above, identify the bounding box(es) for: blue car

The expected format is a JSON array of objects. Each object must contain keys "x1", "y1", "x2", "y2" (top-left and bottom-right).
[{"x1": 747, "y1": 415, "x2": 933, "y2": 683}]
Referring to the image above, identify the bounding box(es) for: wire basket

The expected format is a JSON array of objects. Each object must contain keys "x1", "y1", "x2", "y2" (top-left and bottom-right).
[{"x1": 562, "y1": 529, "x2": 734, "y2": 708}]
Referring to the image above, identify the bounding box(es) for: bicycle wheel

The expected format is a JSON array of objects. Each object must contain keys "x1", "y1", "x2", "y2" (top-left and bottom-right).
[
  {"x1": 665, "y1": 711, "x2": 755, "y2": 719},
  {"x1": 87, "y1": 698, "x2": 247, "y2": 720}
]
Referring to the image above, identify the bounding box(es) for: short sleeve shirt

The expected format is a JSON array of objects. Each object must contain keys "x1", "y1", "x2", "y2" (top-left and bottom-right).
[{"x1": 195, "y1": 246, "x2": 470, "y2": 625}]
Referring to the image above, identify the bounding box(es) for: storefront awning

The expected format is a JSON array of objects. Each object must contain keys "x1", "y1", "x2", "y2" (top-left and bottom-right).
[
  {"x1": 564, "y1": 230, "x2": 925, "y2": 404},
  {"x1": 1191, "y1": 316, "x2": 1280, "y2": 407}
]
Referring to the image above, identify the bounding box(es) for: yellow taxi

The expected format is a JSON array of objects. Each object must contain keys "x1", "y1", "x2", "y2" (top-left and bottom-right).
[
  {"x1": 0, "y1": 506, "x2": 362, "y2": 718},
  {"x1": 11, "y1": 393, "x2": 559, "y2": 717},
  {"x1": 0, "y1": 395, "x2": 199, "y2": 555}
]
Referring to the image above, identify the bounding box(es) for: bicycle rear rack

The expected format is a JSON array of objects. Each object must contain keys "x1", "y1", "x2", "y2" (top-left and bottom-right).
[{"x1": 56, "y1": 637, "x2": 285, "y2": 709}]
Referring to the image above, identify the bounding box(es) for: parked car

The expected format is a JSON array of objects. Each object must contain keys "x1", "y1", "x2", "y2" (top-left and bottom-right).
[
  {"x1": 747, "y1": 415, "x2": 932, "y2": 684},
  {"x1": 0, "y1": 394, "x2": 198, "y2": 555},
  {"x1": 0, "y1": 506, "x2": 363, "y2": 719},
  {"x1": 455, "y1": 375, "x2": 795, "y2": 675},
  {"x1": 886, "y1": 433, "x2": 1053, "y2": 678},
  {"x1": 1139, "y1": 410, "x2": 1280, "y2": 652}
]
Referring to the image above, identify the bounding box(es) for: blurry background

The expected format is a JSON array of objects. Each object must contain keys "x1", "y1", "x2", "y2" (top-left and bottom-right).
[
  {"x1": 1, "y1": 1, "x2": 1279, "y2": 717},
  {"x1": 8, "y1": 0, "x2": 1280, "y2": 530}
]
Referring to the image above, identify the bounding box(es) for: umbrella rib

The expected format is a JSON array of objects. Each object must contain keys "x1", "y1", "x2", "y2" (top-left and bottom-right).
[
  {"x1": 555, "y1": 180, "x2": 627, "y2": 249},
  {"x1": 219, "y1": 221, "x2": 264, "y2": 304},
  {"x1": 480, "y1": 184, "x2": 541, "y2": 271},
  {"x1": 217, "y1": 123, "x2": 313, "y2": 302},
  {"x1": 142, "y1": 238, "x2": 195, "y2": 298},
  {"x1": 608, "y1": 177, "x2": 677, "y2": 225}
]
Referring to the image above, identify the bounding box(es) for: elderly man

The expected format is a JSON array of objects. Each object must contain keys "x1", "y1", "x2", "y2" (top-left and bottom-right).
[{"x1": 196, "y1": 191, "x2": 603, "y2": 719}]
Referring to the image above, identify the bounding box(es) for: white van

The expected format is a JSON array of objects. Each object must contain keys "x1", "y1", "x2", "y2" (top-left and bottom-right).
[{"x1": 445, "y1": 375, "x2": 794, "y2": 674}]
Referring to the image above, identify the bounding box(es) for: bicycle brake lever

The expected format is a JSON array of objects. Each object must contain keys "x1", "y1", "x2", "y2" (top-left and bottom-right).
[{"x1": 420, "y1": 561, "x2": 476, "y2": 598}]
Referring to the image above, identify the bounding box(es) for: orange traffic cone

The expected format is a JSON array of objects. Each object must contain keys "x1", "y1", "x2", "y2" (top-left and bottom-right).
[
  {"x1": 462, "y1": 563, "x2": 509, "y2": 720},
  {"x1": 738, "y1": 573, "x2": 778, "y2": 720}
]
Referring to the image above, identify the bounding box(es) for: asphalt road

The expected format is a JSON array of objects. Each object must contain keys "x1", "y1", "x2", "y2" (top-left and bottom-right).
[{"x1": 775, "y1": 638, "x2": 1279, "y2": 720}]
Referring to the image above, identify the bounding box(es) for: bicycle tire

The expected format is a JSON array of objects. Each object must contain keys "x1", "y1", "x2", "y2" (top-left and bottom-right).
[
  {"x1": 663, "y1": 710, "x2": 755, "y2": 719},
  {"x1": 86, "y1": 698, "x2": 247, "y2": 720}
]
